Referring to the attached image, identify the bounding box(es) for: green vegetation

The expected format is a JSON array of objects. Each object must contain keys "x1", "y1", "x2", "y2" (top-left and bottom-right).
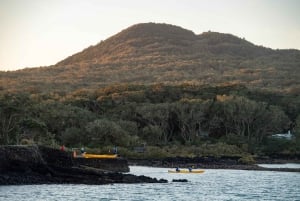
[
  {"x1": 1, "y1": 23, "x2": 299, "y2": 158},
  {"x1": 1, "y1": 84, "x2": 299, "y2": 158},
  {"x1": 238, "y1": 155, "x2": 256, "y2": 165}
]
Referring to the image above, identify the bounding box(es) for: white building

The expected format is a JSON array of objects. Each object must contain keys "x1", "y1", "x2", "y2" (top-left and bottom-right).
[{"x1": 271, "y1": 130, "x2": 293, "y2": 140}]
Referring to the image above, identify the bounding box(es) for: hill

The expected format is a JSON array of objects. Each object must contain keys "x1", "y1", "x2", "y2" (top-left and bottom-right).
[{"x1": 1, "y1": 22, "x2": 300, "y2": 94}]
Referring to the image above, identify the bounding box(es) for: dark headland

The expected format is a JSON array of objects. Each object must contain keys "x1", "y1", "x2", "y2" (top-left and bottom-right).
[{"x1": 0, "y1": 145, "x2": 167, "y2": 185}]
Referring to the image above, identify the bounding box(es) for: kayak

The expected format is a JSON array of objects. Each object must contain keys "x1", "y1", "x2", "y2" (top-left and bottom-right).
[
  {"x1": 168, "y1": 169, "x2": 205, "y2": 173},
  {"x1": 82, "y1": 153, "x2": 118, "y2": 159}
]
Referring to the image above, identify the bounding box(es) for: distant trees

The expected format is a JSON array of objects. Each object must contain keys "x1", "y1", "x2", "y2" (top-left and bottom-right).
[
  {"x1": 85, "y1": 119, "x2": 131, "y2": 147},
  {"x1": 294, "y1": 115, "x2": 300, "y2": 149},
  {"x1": 209, "y1": 96, "x2": 290, "y2": 147},
  {"x1": 19, "y1": 118, "x2": 52, "y2": 145},
  {"x1": 177, "y1": 102, "x2": 206, "y2": 143},
  {"x1": 0, "y1": 83, "x2": 297, "y2": 156},
  {"x1": 0, "y1": 96, "x2": 20, "y2": 144},
  {"x1": 136, "y1": 103, "x2": 175, "y2": 144},
  {"x1": 0, "y1": 94, "x2": 29, "y2": 144}
]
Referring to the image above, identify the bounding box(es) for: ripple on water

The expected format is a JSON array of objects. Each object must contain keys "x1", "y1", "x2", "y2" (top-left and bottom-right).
[{"x1": 0, "y1": 166, "x2": 299, "y2": 201}]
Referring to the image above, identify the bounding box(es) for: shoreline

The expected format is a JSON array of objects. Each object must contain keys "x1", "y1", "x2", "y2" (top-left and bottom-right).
[
  {"x1": 1, "y1": 145, "x2": 299, "y2": 185},
  {"x1": 128, "y1": 157, "x2": 300, "y2": 173}
]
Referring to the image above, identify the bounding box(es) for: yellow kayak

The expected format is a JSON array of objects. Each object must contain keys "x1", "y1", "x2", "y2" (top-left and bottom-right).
[
  {"x1": 82, "y1": 153, "x2": 118, "y2": 159},
  {"x1": 168, "y1": 169, "x2": 205, "y2": 173}
]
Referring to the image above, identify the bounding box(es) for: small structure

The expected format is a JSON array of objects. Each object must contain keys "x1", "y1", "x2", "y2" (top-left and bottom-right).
[
  {"x1": 134, "y1": 144, "x2": 146, "y2": 153},
  {"x1": 271, "y1": 130, "x2": 293, "y2": 140}
]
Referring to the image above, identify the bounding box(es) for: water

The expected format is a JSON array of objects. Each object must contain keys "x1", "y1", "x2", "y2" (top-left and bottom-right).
[
  {"x1": 0, "y1": 166, "x2": 299, "y2": 201},
  {"x1": 257, "y1": 163, "x2": 300, "y2": 169}
]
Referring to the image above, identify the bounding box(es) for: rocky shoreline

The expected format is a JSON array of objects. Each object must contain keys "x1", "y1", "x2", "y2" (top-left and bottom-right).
[
  {"x1": 128, "y1": 156, "x2": 300, "y2": 172},
  {"x1": 0, "y1": 145, "x2": 167, "y2": 185},
  {"x1": 1, "y1": 145, "x2": 299, "y2": 185}
]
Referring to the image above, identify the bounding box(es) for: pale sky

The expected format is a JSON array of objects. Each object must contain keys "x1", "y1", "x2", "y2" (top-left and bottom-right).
[{"x1": 0, "y1": 0, "x2": 299, "y2": 71}]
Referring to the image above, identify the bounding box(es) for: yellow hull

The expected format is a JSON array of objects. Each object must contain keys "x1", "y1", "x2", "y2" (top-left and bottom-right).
[
  {"x1": 82, "y1": 153, "x2": 118, "y2": 159},
  {"x1": 168, "y1": 169, "x2": 205, "y2": 173}
]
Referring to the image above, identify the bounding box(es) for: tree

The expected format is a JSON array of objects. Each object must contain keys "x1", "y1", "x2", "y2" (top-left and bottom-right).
[
  {"x1": 294, "y1": 115, "x2": 300, "y2": 146},
  {"x1": 0, "y1": 102, "x2": 19, "y2": 144},
  {"x1": 209, "y1": 96, "x2": 290, "y2": 147},
  {"x1": 141, "y1": 125, "x2": 163, "y2": 145},
  {"x1": 136, "y1": 103, "x2": 178, "y2": 144},
  {"x1": 18, "y1": 118, "x2": 54, "y2": 145},
  {"x1": 85, "y1": 119, "x2": 131, "y2": 147},
  {"x1": 61, "y1": 127, "x2": 85, "y2": 147},
  {"x1": 176, "y1": 102, "x2": 205, "y2": 144},
  {"x1": 36, "y1": 102, "x2": 96, "y2": 142},
  {"x1": 0, "y1": 93, "x2": 30, "y2": 144}
]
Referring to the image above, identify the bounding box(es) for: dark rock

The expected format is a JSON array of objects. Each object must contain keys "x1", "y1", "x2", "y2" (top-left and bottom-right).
[
  {"x1": 73, "y1": 157, "x2": 129, "y2": 173},
  {"x1": 0, "y1": 145, "x2": 52, "y2": 174},
  {"x1": 0, "y1": 145, "x2": 167, "y2": 185},
  {"x1": 172, "y1": 179, "x2": 188, "y2": 182},
  {"x1": 38, "y1": 146, "x2": 73, "y2": 168}
]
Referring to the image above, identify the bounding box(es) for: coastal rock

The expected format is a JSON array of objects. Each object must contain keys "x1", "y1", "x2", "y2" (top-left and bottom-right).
[
  {"x1": 172, "y1": 179, "x2": 188, "y2": 182},
  {"x1": 0, "y1": 145, "x2": 167, "y2": 185},
  {"x1": 0, "y1": 145, "x2": 51, "y2": 174},
  {"x1": 73, "y1": 157, "x2": 129, "y2": 173}
]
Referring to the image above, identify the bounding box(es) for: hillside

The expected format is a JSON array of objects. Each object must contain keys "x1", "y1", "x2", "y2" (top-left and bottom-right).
[{"x1": 1, "y1": 22, "x2": 300, "y2": 94}]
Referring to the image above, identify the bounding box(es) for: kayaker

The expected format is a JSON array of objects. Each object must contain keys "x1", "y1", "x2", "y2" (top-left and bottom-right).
[
  {"x1": 188, "y1": 167, "x2": 192, "y2": 172},
  {"x1": 176, "y1": 167, "x2": 180, "y2": 172},
  {"x1": 60, "y1": 145, "x2": 65, "y2": 151},
  {"x1": 113, "y1": 146, "x2": 118, "y2": 154},
  {"x1": 80, "y1": 147, "x2": 85, "y2": 154}
]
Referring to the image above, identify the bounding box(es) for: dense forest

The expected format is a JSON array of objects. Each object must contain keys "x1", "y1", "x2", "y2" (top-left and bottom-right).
[
  {"x1": 1, "y1": 83, "x2": 299, "y2": 158},
  {"x1": 1, "y1": 23, "x2": 300, "y2": 159}
]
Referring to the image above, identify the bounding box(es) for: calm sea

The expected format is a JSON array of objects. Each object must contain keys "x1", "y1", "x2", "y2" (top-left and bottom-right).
[{"x1": 1, "y1": 165, "x2": 299, "y2": 201}]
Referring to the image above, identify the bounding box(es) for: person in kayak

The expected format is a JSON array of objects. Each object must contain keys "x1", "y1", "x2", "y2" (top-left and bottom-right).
[
  {"x1": 113, "y1": 146, "x2": 118, "y2": 154},
  {"x1": 176, "y1": 167, "x2": 180, "y2": 172},
  {"x1": 60, "y1": 145, "x2": 65, "y2": 151},
  {"x1": 80, "y1": 147, "x2": 86, "y2": 155},
  {"x1": 188, "y1": 167, "x2": 192, "y2": 172}
]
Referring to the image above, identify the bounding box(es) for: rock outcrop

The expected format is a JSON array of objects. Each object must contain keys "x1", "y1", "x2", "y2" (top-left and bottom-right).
[
  {"x1": 73, "y1": 157, "x2": 129, "y2": 173},
  {"x1": 0, "y1": 145, "x2": 167, "y2": 185}
]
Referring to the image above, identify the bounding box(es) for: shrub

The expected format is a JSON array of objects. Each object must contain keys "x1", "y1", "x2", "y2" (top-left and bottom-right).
[{"x1": 238, "y1": 155, "x2": 256, "y2": 165}]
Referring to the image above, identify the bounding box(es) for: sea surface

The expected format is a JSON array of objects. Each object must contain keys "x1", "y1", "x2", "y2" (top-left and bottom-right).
[
  {"x1": 1, "y1": 165, "x2": 299, "y2": 201},
  {"x1": 257, "y1": 163, "x2": 300, "y2": 169}
]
